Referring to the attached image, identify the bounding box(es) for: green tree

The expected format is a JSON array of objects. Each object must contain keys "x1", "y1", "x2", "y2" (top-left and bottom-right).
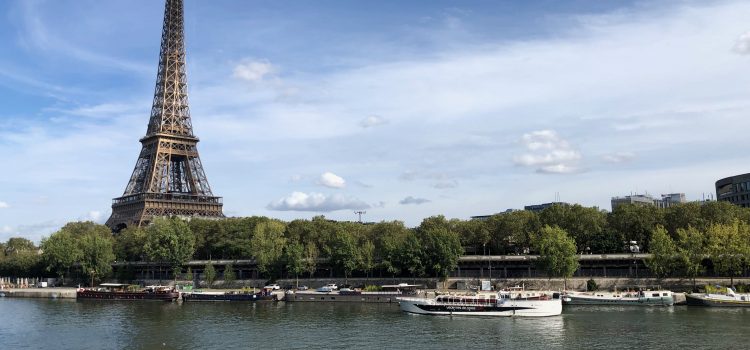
[
  {"x1": 41, "y1": 230, "x2": 82, "y2": 285},
  {"x1": 418, "y1": 219, "x2": 463, "y2": 280},
  {"x1": 223, "y1": 263, "x2": 236, "y2": 285},
  {"x1": 358, "y1": 239, "x2": 376, "y2": 278},
  {"x1": 540, "y1": 204, "x2": 607, "y2": 253},
  {"x1": 250, "y1": 220, "x2": 287, "y2": 276},
  {"x1": 534, "y1": 226, "x2": 579, "y2": 286},
  {"x1": 144, "y1": 217, "x2": 196, "y2": 280},
  {"x1": 284, "y1": 241, "x2": 305, "y2": 288},
  {"x1": 204, "y1": 263, "x2": 216, "y2": 287},
  {"x1": 4, "y1": 237, "x2": 37, "y2": 255},
  {"x1": 113, "y1": 227, "x2": 146, "y2": 261},
  {"x1": 186, "y1": 267, "x2": 194, "y2": 281},
  {"x1": 486, "y1": 210, "x2": 540, "y2": 254},
  {"x1": 664, "y1": 202, "x2": 704, "y2": 237},
  {"x1": 706, "y1": 221, "x2": 750, "y2": 286},
  {"x1": 373, "y1": 221, "x2": 411, "y2": 276},
  {"x1": 645, "y1": 226, "x2": 677, "y2": 278},
  {"x1": 329, "y1": 229, "x2": 358, "y2": 283},
  {"x1": 608, "y1": 204, "x2": 665, "y2": 252},
  {"x1": 303, "y1": 243, "x2": 319, "y2": 278},
  {"x1": 79, "y1": 232, "x2": 115, "y2": 286},
  {"x1": 676, "y1": 226, "x2": 705, "y2": 289}
]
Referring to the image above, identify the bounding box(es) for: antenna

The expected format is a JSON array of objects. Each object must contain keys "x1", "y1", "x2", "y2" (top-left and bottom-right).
[{"x1": 354, "y1": 210, "x2": 366, "y2": 223}]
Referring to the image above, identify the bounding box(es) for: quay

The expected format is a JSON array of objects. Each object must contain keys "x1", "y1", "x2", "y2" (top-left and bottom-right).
[{"x1": 0, "y1": 288, "x2": 78, "y2": 299}]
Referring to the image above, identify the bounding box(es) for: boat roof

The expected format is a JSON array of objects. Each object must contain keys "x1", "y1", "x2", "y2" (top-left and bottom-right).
[
  {"x1": 99, "y1": 283, "x2": 130, "y2": 287},
  {"x1": 381, "y1": 284, "x2": 421, "y2": 288}
]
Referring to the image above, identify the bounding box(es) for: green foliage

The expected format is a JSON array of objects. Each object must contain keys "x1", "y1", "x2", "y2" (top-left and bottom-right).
[
  {"x1": 144, "y1": 217, "x2": 196, "y2": 271},
  {"x1": 186, "y1": 267, "x2": 194, "y2": 281},
  {"x1": 303, "y1": 243, "x2": 319, "y2": 278},
  {"x1": 486, "y1": 210, "x2": 540, "y2": 254},
  {"x1": 705, "y1": 221, "x2": 750, "y2": 284},
  {"x1": 418, "y1": 217, "x2": 463, "y2": 279},
  {"x1": 363, "y1": 285, "x2": 382, "y2": 292},
  {"x1": 329, "y1": 228, "x2": 359, "y2": 280},
  {"x1": 586, "y1": 279, "x2": 599, "y2": 292},
  {"x1": 250, "y1": 220, "x2": 287, "y2": 276},
  {"x1": 223, "y1": 263, "x2": 236, "y2": 284},
  {"x1": 645, "y1": 226, "x2": 677, "y2": 278},
  {"x1": 114, "y1": 227, "x2": 146, "y2": 261},
  {"x1": 676, "y1": 226, "x2": 705, "y2": 285},
  {"x1": 284, "y1": 240, "x2": 306, "y2": 279},
  {"x1": 203, "y1": 263, "x2": 216, "y2": 286},
  {"x1": 535, "y1": 226, "x2": 579, "y2": 279},
  {"x1": 4, "y1": 237, "x2": 37, "y2": 255},
  {"x1": 540, "y1": 204, "x2": 608, "y2": 253},
  {"x1": 79, "y1": 231, "x2": 116, "y2": 285},
  {"x1": 41, "y1": 230, "x2": 83, "y2": 283},
  {"x1": 608, "y1": 204, "x2": 665, "y2": 252}
]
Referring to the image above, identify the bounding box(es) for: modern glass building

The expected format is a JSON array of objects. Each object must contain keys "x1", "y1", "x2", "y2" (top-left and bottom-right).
[{"x1": 716, "y1": 173, "x2": 750, "y2": 208}]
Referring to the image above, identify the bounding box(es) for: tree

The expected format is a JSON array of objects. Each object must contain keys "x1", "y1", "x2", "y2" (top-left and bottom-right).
[
  {"x1": 540, "y1": 204, "x2": 607, "y2": 253},
  {"x1": 358, "y1": 240, "x2": 376, "y2": 278},
  {"x1": 534, "y1": 226, "x2": 579, "y2": 287},
  {"x1": 676, "y1": 226, "x2": 705, "y2": 289},
  {"x1": 645, "y1": 226, "x2": 677, "y2": 278},
  {"x1": 203, "y1": 263, "x2": 216, "y2": 287},
  {"x1": 420, "y1": 227, "x2": 463, "y2": 280},
  {"x1": 486, "y1": 211, "x2": 541, "y2": 254},
  {"x1": 284, "y1": 241, "x2": 305, "y2": 288},
  {"x1": 706, "y1": 221, "x2": 750, "y2": 286},
  {"x1": 41, "y1": 230, "x2": 82, "y2": 285},
  {"x1": 303, "y1": 243, "x2": 319, "y2": 278},
  {"x1": 608, "y1": 204, "x2": 665, "y2": 252},
  {"x1": 223, "y1": 263, "x2": 236, "y2": 285},
  {"x1": 373, "y1": 221, "x2": 411, "y2": 276},
  {"x1": 144, "y1": 217, "x2": 196, "y2": 281},
  {"x1": 4, "y1": 237, "x2": 37, "y2": 255},
  {"x1": 664, "y1": 202, "x2": 704, "y2": 237},
  {"x1": 329, "y1": 229, "x2": 358, "y2": 283},
  {"x1": 113, "y1": 227, "x2": 146, "y2": 261},
  {"x1": 79, "y1": 232, "x2": 115, "y2": 286},
  {"x1": 186, "y1": 267, "x2": 194, "y2": 281},
  {"x1": 249, "y1": 220, "x2": 287, "y2": 277}
]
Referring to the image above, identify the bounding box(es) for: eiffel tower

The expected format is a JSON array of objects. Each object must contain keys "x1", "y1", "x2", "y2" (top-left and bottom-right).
[{"x1": 106, "y1": 0, "x2": 223, "y2": 231}]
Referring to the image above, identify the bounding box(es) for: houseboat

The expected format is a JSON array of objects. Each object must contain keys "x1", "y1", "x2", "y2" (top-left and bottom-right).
[
  {"x1": 686, "y1": 287, "x2": 750, "y2": 307},
  {"x1": 76, "y1": 283, "x2": 179, "y2": 301},
  {"x1": 182, "y1": 288, "x2": 276, "y2": 302},
  {"x1": 563, "y1": 290, "x2": 674, "y2": 306}
]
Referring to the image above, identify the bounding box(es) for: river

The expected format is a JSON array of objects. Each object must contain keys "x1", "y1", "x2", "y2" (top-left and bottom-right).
[{"x1": 1, "y1": 298, "x2": 748, "y2": 349}]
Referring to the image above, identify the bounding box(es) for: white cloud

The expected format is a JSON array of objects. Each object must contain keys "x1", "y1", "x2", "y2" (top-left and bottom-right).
[
  {"x1": 318, "y1": 172, "x2": 346, "y2": 188},
  {"x1": 359, "y1": 115, "x2": 388, "y2": 128},
  {"x1": 602, "y1": 152, "x2": 636, "y2": 163},
  {"x1": 399, "y1": 196, "x2": 431, "y2": 205},
  {"x1": 233, "y1": 59, "x2": 276, "y2": 82},
  {"x1": 267, "y1": 192, "x2": 369, "y2": 212},
  {"x1": 513, "y1": 130, "x2": 582, "y2": 174},
  {"x1": 0, "y1": 201, "x2": 9, "y2": 209},
  {"x1": 732, "y1": 31, "x2": 750, "y2": 55}
]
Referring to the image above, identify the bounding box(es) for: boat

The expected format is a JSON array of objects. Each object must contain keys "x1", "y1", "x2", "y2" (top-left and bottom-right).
[
  {"x1": 338, "y1": 287, "x2": 362, "y2": 296},
  {"x1": 76, "y1": 283, "x2": 179, "y2": 301},
  {"x1": 563, "y1": 290, "x2": 674, "y2": 306},
  {"x1": 182, "y1": 289, "x2": 276, "y2": 302},
  {"x1": 686, "y1": 287, "x2": 750, "y2": 307},
  {"x1": 397, "y1": 288, "x2": 562, "y2": 317}
]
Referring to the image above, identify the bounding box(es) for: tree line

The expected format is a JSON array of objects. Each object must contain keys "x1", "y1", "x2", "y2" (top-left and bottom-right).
[{"x1": 1, "y1": 201, "x2": 749, "y2": 284}]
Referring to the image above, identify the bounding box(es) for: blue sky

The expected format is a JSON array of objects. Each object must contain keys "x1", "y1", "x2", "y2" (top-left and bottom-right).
[{"x1": 1, "y1": 0, "x2": 750, "y2": 243}]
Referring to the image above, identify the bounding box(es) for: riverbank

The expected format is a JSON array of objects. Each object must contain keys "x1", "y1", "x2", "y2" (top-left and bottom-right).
[{"x1": 0, "y1": 287, "x2": 77, "y2": 299}]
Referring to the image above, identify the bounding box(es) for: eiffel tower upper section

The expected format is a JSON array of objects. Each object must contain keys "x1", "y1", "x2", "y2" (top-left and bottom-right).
[{"x1": 106, "y1": 0, "x2": 223, "y2": 231}]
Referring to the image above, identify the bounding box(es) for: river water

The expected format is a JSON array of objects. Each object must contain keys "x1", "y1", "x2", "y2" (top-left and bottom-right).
[{"x1": 1, "y1": 298, "x2": 749, "y2": 349}]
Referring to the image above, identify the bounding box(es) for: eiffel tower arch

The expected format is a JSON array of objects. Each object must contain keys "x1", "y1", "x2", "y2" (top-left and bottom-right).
[{"x1": 106, "y1": 0, "x2": 224, "y2": 231}]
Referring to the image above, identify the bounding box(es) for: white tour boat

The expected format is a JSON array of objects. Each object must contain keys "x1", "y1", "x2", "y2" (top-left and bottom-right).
[{"x1": 397, "y1": 288, "x2": 562, "y2": 317}]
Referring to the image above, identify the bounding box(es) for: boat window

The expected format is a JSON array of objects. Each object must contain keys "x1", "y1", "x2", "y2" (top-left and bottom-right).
[
  {"x1": 652, "y1": 293, "x2": 659, "y2": 297},
  {"x1": 663, "y1": 293, "x2": 668, "y2": 296}
]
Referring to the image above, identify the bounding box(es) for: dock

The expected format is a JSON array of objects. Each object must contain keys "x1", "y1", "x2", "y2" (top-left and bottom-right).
[{"x1": 0, "y1": 288, "x2": 78, "y2": 299}]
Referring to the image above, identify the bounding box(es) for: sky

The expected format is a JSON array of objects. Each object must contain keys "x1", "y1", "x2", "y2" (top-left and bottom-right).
[{"x1": 1, "y1": 0, "x2": 749, "y2": 243}]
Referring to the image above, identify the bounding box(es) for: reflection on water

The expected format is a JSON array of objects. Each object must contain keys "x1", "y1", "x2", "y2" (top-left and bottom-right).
[{"x1": 2, "y1": 298, "x2": 750, "y2": 349}]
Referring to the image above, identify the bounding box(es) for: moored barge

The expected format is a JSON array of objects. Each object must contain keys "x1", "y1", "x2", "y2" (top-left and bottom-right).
[{"x1": 76, "y1": 283, "x2": 179, "y2": 301}]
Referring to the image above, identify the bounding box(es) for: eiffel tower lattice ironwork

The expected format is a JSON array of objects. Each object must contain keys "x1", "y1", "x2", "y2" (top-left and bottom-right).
[{"x1": 106, "y1": 0, "x2": 223, "y2": 231}]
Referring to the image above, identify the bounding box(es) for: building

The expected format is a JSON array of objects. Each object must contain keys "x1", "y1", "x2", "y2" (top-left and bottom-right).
[
  {"x1": 524, "y1": 202, "x2": 569, "y2": 213},
  {"x1": 716, "y1": 173, "x2": 750, "y2": 208},
  {"x1": 106, "y1": 0, "x2": 224, "y2": 231},
  {"x1": 470, "y1": 209, "x2": 518, "y2": 221},
  {"x1": 611, "y1": 193, "x2": 686, "y2": 211}
]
